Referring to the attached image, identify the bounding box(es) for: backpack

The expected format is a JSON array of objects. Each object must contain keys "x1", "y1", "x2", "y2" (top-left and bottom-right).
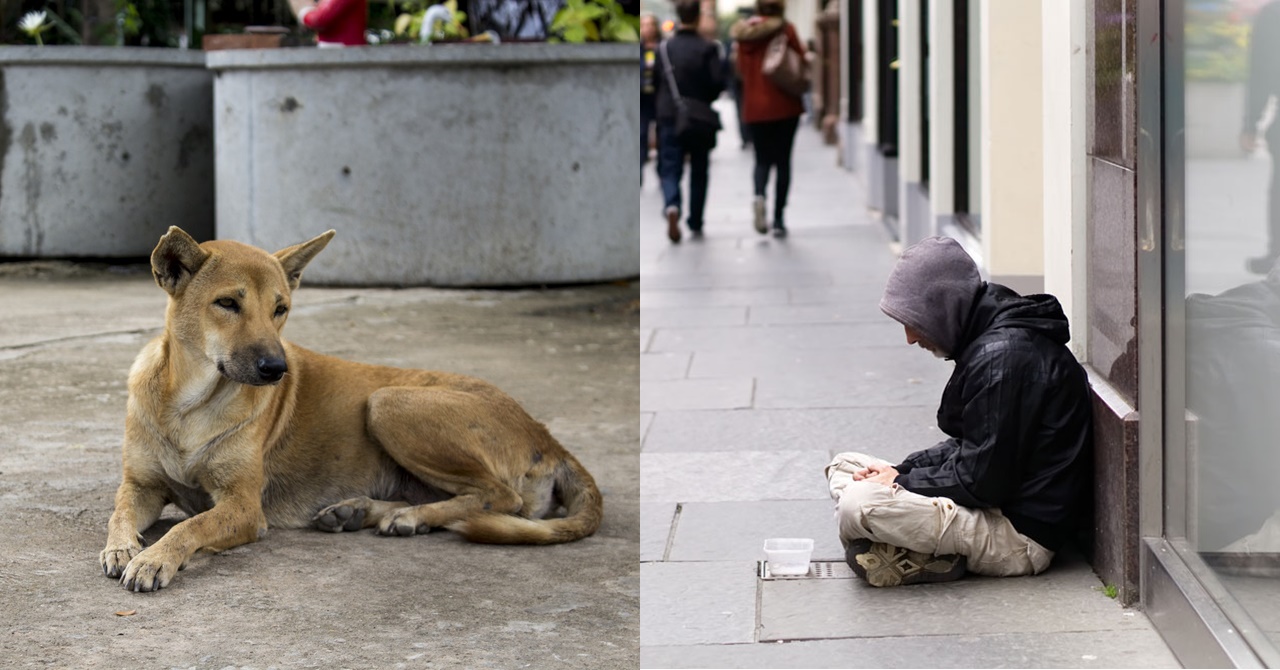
[{"x1": 761, "y1": 29, "x2": 809, "y2": 98}]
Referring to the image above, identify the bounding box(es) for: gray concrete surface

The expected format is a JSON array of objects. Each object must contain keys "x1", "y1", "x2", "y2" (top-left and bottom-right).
[
  {"x1": 638, "y1": 101, "x2": 1181, "y2": 668},
  {"x1": 0, "y1": 261, "x2": 638, "y2": 668},
  {"x1": 209, "y1": 45, "x2": 639, "y2": 287},
  {"x1": 0, "y1": 48, "x2": 213, "y2": 257}
]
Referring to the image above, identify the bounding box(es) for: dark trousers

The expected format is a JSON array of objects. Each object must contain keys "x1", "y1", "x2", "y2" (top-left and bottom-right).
[
  {"x1": 748, "y1": 116, "x2": 800, "y2": 222},
  {"x1": 641, "y1": 103, "x2": 656, "y2": 175},
  {"x1": 657, "y1": 120, "x2": 711, "y2": 231}
]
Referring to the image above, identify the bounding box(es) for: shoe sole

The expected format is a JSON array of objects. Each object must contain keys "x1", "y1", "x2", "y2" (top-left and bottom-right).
[{"x1": 846, "y1": 540, "x2": 966, "y2": 587}]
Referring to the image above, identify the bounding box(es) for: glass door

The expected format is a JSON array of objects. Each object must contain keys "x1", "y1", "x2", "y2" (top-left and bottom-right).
[{"x1": 1166, "y1": 0, "x2": 1280, "y2": 662}]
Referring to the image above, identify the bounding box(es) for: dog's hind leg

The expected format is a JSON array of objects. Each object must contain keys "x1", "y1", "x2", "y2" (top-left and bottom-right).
[
  {"x1": 313, "y1": 497, "x2": 408, "y2": 532},
  {"x1": 361, "y1": 386, "x2": 529, "y2": 537}
]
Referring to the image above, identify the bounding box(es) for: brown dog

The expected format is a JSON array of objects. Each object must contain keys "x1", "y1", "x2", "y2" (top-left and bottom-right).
[{"x1": 100, "y1": 227, "x2": 602, "y2": 592}]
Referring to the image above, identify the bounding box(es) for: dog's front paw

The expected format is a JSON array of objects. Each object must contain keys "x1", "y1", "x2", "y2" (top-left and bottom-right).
[
  {"x1": 118, "y1": 548, "x2": 179, "y2": 593},
  {"x1": 100, "y1": 536, "x2": 143, "y2": 579}
]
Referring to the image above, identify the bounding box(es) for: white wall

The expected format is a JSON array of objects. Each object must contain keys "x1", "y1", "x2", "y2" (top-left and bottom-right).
[
  {"x1": 928, "y1": 0, "x2": 955, "y2": 217},
  {"x1": 1041, "y1": 0, "x2": 1088, "y2": 355},
  {"x1": 980, "y1": 0, "x2": 1045, "y2": 288}
]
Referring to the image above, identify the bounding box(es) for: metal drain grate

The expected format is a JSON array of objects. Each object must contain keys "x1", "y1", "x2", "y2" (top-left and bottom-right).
[{"x1": 759, "y1": 560, "x2": 855, "y2": 580}]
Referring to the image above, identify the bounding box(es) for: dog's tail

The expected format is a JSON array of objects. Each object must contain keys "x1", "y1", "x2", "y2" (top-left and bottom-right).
[{"x1": 449, "y1": 454, "x2": 603, "y2": 545}]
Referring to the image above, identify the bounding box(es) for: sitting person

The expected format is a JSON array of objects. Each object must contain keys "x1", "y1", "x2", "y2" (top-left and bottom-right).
[{"x1": 826, "y1": 237, "x2": 1093, "y2": 587}]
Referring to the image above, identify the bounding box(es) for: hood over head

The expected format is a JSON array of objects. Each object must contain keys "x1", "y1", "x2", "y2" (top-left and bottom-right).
[{"x1": 879, "y1": 236, "x2": 984, "y2": 357}]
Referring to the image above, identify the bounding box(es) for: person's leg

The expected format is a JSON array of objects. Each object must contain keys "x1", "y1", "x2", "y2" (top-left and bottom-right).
[
  {"x1": 687, "y1": 142, "x2": 711, "y2": 234},
  {"x1": 771, "y1": 117, "x2": 801, "y2": 234},
  {"x1": 657, "y1": 121, "x2": 684, "y2": 242},
  {"x1": 833, "y1": 481, "x2": 1053, "y2": 578},
  {"x1": 750, "y1": 121, "x2": 779, "y2": 234}
]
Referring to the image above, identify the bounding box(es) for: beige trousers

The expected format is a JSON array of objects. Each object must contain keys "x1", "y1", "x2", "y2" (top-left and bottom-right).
[{"x1": 825, "y1": 452, "x2": 1053, "y2": 577}]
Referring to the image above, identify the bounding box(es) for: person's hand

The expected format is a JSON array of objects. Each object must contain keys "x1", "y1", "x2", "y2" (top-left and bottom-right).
[
  {"x1": 1242, "y1": 131, "x2": 1260, "y2": 154},
  {"x1": 864, "y1": 464, "x2": 900, "y2": 487}
]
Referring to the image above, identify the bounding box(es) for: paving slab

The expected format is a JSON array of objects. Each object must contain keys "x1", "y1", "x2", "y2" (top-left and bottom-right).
[
  {"x1": 688, "y1": 346, "x2": 952, "y2": 395},
  {"x1": 0, "y1": 269, "x2": 639, "y2": 669},
  {"x1": 641, "y1": 305, "x2": 749, "y2": 329},
  {"x1": 788, "y1": 284, "x2": 893, "y2": 305},
  {"x1": 639, "y1": 561, "x2": 758, "y2": 646},
  {"x1": 748, "y1": 302, "x2": 887, "y2": 325},
  {"x1": 641, "y1": 271, "x2": 835, "y2": 291},
  {"x1": 639, "y1": 288, "x2": 792, "y2": 309},
  {"x1": 639, "y1": 378, "x2": 755, "y2": 412},
  {"x1": 641, "y1": 352, "x2": 692, "y2": 381},
  {"x1": 755, "y1": 370, "x2": 945, "y2": 409},
  {"x1": 758, "y1": 553, "x2": 1135, "y2": 641},
  {"x1": 641, "y1": 502, "x2": 678, "y2": 562},
  {"x1": 650, "y1": 322, "x2": 909, "y2": 353},
  {"x1": 668, "y1": 500, "x2": 844, "y2": 562},
  {"x1": 642, "y1": 408, "x2": 943, "y2": 462},
  {"x1": 640, "y1": 629, "x2": 1181, "y2": 669},
  {"x1": 641, "y1": 450, "x2": 832, "y2": 503}
]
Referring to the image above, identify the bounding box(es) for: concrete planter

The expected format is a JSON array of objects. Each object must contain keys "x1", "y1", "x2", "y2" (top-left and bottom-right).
[
  {"x1": 0, "y1": 47, "x2": 213, "y2": 257},
  {"x1": 208, "y1": 44, "x2": 639, "y2": 287}
]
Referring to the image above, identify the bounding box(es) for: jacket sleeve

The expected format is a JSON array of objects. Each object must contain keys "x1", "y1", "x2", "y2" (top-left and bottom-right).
[
  {"x1": 705, "y1": 42, "x2": 726, "y2": 100},
  {"x1": 892, "y1": 343, "x2": 1032, "y2": 508},
  {"x1": 896, "y1": 440, "x2": 959, "y2": 473},
  {"x1": 300, "y1": 0, "x2": 361, "y2": 31}
]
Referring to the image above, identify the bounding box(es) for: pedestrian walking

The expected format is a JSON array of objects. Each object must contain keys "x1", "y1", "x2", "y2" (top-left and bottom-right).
[
  {"x1": 641, "y1": 14, "x2": 659, "y2": 185},
  {"x1": 826, "y1": 237, "x2": 1093, "y2": 587},
  {"x1": 730, "y1": 0, "x2": 806, "y2": 238},
  {"x1": 655, "y1": 0, "x2": 725, "y2": 243},
  {"x1": 1242, "y1": 0, "x2": 1280, "y2": 274}
]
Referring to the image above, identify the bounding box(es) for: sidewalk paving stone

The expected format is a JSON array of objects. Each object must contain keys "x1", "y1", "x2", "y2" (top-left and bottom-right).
[
  {"x1": 642, "y1": 502, "x2": 678, "y2": 562},
  {"x1": 639, "y1": 377, "x2": 755, "y2": 412},
  {"x1": 758, "y1": 554, "x2": 1137, "y2": 641},
  {"x1": 642, "y1": 408, "x2": 941, "y2": 463},
  {"x1": 641, "y1": 450, "x2": 832, "y2": 503},
  {"x1": 641, "y1": 352, "x2": 693, "y2": 381},
  {"x1": 667, "y1": 500, "x2": 843, "y2": 562},
  {"x1": 640, "y1": 561, "x2": 758, "y2": 646},
  {"x1": 641, "y1": 630, "x2": 1180, "y2": 669},
  {"x1": 640, "y1": 287, "x2": 792, "y2": 309},
  {"x1": 640, "y1": 306, "x2": 749, "y2": 329},
  {"x1": 650, "y1": 322, "x2": 908, "y2": 353}
]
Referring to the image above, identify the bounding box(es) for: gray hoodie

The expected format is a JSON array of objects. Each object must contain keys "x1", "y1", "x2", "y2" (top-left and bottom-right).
[{"x1": 879, "y1": 236, "x2": 984, "y2": 357}]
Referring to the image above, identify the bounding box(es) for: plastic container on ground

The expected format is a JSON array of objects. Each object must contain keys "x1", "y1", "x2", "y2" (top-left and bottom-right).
[{"x1": 763, "y1": 538, "x2": 814, "y2": 576}]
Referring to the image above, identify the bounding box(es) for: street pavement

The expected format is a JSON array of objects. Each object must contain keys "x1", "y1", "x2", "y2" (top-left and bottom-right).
[
  {"x1": 638, "y1": 102, "x2": 1182, "y2": 669},
  {"x1": 0, "y1": 261, "x2": 639, "y2": 668}
]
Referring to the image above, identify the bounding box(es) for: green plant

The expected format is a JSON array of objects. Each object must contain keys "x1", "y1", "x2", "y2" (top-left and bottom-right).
[
  {"x1": 550, "y1": 0, "x2": 638, "y2": 43},
  {"x1": 1102, "y1": 583, "x2": 1118, "y2": 599},
  {"x1": 394, "y1": 0, "x2": 469, "y2": 42}
]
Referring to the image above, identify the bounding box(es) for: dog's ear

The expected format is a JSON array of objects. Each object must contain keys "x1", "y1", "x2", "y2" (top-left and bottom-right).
[
  {"x1": 151, "y1": 226, "x2": 211, "y2": 296},
  {"x1": 274, "y1": 230, "x2": 335, "y2": 291}
]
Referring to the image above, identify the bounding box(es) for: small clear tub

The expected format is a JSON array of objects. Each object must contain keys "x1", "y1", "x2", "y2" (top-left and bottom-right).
[{"x1": 763, "y1": 538, "x2": 814, "y2": 576}]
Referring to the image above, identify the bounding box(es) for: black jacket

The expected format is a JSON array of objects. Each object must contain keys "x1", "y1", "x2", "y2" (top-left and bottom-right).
[
  {"x1": 655, "y1": 29, "x2": 725, "y2": 123},
  {"x1": 893, "y1": 283, "x2": 1093, "y2": 551}
]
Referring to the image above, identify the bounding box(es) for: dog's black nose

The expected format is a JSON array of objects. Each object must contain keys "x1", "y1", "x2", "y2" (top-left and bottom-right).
[{"x1": 257, "y1": 356, "x2": 288, "y2": 382}]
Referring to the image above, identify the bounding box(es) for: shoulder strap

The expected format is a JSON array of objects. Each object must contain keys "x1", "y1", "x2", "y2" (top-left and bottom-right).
[{"x1": 659, "y1": 40, "x2": 687, "y2": 111}]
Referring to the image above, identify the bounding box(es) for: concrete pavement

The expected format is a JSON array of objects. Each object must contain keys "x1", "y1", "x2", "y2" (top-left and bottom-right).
[
  {"x1": 639, "y1": 102, "x2": 1181, "y2": 669},
  {"x1": 0, "y1": 260, "x2": 639, "y2": 668}
]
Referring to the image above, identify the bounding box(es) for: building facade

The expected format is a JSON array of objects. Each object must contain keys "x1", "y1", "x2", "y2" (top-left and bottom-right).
[{"x1": 824, "y1": 0, "x2": 1280, "y2": 665}]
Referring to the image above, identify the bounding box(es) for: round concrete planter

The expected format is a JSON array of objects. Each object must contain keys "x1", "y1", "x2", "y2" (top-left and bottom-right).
[
  {"x1": 0, "y1": 47, "x2": 213, "y2": 257},
  {"x1": 207, "y1": 44, "x2": 640, "y2": 287}
]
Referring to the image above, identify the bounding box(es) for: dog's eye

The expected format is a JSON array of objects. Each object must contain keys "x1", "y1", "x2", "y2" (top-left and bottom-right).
[
  {"x1": 274, "y1": 304, "x2": 288, "y2": 317},
  {"x1": 215, "y1": 298, "x2": 240, "y2": 312}
]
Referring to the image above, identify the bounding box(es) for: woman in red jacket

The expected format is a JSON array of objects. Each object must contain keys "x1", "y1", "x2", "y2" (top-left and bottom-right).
[{"x1": 730, "y1": 0, "x2": 805, "y2": 237}]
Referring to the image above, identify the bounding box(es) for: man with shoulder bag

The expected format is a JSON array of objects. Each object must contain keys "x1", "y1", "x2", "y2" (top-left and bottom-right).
[{"x1": 655, "y1": 0, "x2": 725, "y2": 243}]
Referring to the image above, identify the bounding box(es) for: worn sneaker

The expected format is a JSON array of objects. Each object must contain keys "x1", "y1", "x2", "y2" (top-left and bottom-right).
[
  {"x1": 752, "y1": 196, "x2": 767, "y2": 234},
  {"x1": 772, "y1": 223, "x2": 788, "y2": 238},
  {"x1": 845, "y1": 538, "x2": 966, "y2": 587},
  {"x1": 665, "y1": 206, "x2": 681, "y2": 244}
]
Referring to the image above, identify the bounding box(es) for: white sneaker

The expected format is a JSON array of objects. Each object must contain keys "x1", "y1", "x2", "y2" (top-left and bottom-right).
[{"x1": 752, "y1": 196, "x2": 767, "y2": 234}]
